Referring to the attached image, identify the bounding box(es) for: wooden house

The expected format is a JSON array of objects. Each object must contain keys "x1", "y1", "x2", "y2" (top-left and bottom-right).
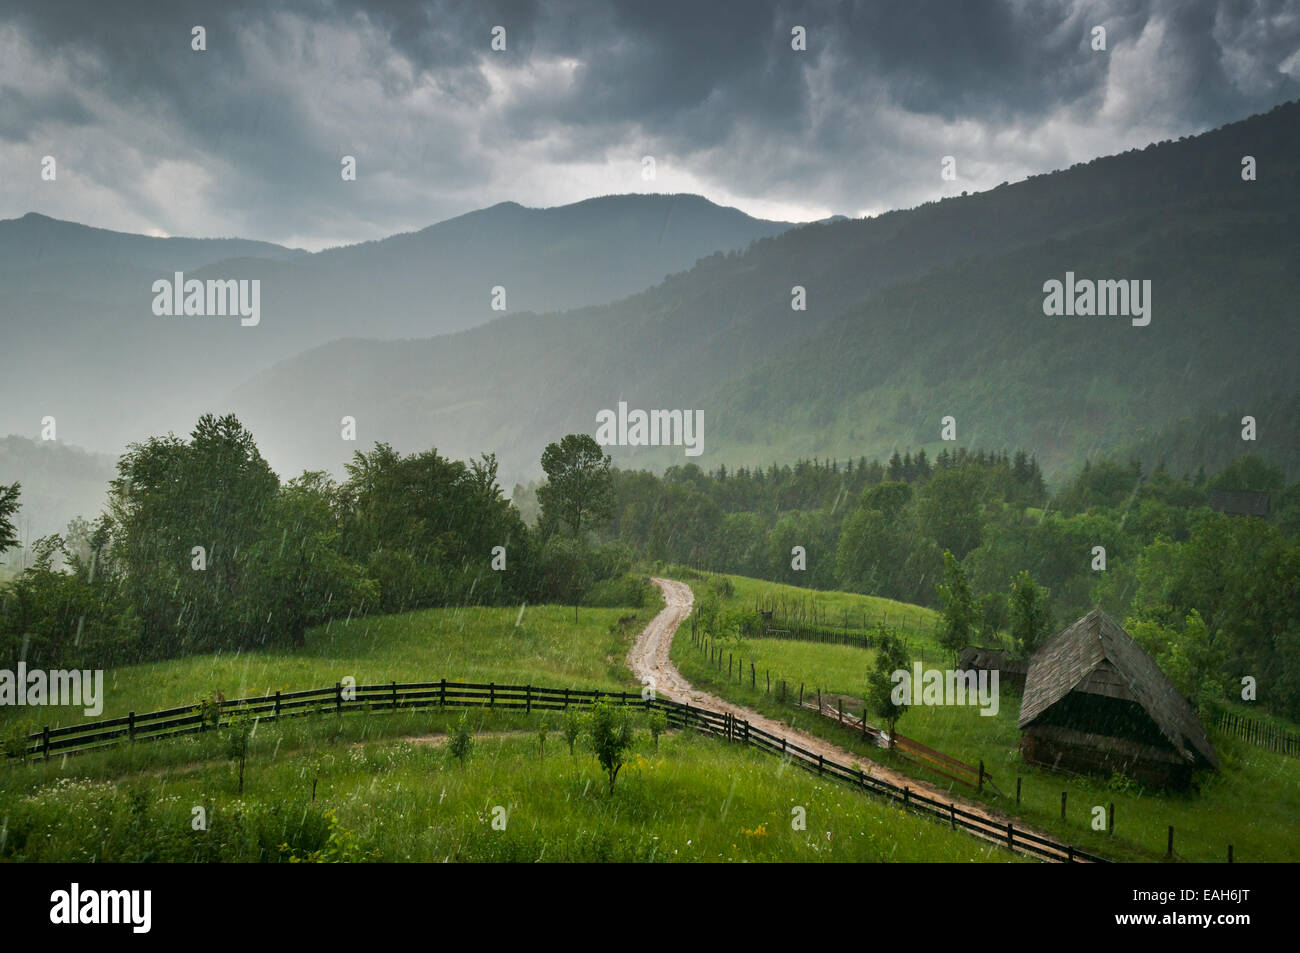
[
  {"x1": 1017, "y1": 608, "x2": 1218, "y2": 787},
  {"x1": 956, "y1": 645, "x2": 1028, "y2": 692}
]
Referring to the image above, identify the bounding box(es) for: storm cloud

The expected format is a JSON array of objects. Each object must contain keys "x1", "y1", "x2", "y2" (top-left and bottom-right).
[{"x1": 2, "y1": 0, "x2": 1297, "y2": 248}]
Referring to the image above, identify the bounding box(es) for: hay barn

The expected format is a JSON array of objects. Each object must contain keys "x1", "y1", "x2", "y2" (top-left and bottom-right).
[
  {"x1": 1017, "y1": 608, "x2": 1218, "y2": 788},
  {"x1": 956, "y1": 645, "x2": 1028, "y2": 692}
]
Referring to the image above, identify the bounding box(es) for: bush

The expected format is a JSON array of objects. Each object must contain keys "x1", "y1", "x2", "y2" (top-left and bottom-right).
[
  {"x1": 587, "y1": 699, "x2": 635, "y2": 794},
  {"x1": 448, "y1": 712, "x2": 473, "y2": 764},
  {"x1": 582, "y1": 573, "x2": 652, "y2": 608},
  {"x1": 648, "y1": 709, "x2": 669, "y2": 749},
  {"x1": 562, "y1": 706, "x2": 585, "y2": 755}
]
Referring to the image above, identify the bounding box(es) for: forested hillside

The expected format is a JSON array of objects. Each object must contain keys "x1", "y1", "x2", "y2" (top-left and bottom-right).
[
  {"x1": 591, "y1": 449, "x2": 1300, "y2": 722},
  {"x1": 228, "y1": 100, "x2": 1300, "y2": 485}
]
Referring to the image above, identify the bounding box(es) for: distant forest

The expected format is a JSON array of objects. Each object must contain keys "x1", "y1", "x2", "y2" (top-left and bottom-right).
[
  {"x1": 574, "y1": 447, "x2": 1300, "y2": 721},
  {"x1": 3, "y1": 415, "x2": 1298, "y2": 723}
]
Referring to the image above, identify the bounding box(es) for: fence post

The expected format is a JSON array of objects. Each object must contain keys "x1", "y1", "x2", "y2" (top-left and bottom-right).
[
  {"x1": 1016, "y1": 776, "x2": 1021, "y2": 805},
  {"x1": 799, "y1": 683, "x2": 804, "y2": 706},
  {"x1": 335, "y1": 682, "x2": 341, "y2": 714},
  {"x1": 1067, "y1": 845, "x2": 1075, "y2": 863},
  {"x1": 1060, "y1": 791, "x2": 1067, "y2": 821},
  {"x1": 526, "y1": 685, "x2": 532, "y2": 715},
  {"x1": 1108, "y1": 802, "x2": 1114, "y2": 835},
  {"x1": 129, "y1": 711, "x2": 136, "y2": 741},
  {"x1": 42, "y1": 725, "x2": 50, "y2": 760},
  {"x1": 949, "y1": 804, "x2": 956, "y2": 830},
  {"x1": 440, "y1": 678, "x2": 446, "y2": 708},
  {"x1": 766, "y1": 670, "x2": 770, "y2": 694},
  {"x1": 817, "y1": 754, "x2": 823, "y2": 776},
  {"x1": 275, "y1": 690, "x2": 281, "y2": 718},
  {"x1": 392, "y1": 681, "x2": 397, "y2": 710},
  {"x1": 1007, "y1": 823, "x2": 1014, "y2": 851},
  {"x1": 904, "y1": 786, "x2": 910, "y2": 808},
  {"x1": 978, "y1": 760, "x2": 984, "y2": 793},
  {"x1": 751, "y1": 662, "x2": 755, "y2": 688}
]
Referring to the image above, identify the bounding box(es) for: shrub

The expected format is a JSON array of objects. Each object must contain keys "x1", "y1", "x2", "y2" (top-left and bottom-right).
[
  {"x1": 587, "y1": 699, "x2": 635, "y2": 795},
  {"x1": 562, "y1": 706, "x2": 584, "y2": 755},
  {"x1": 648, "y1": 709, "x2": 669, "y2": 750},
  {"x1": 448, "y1": 712, "x2": 473, "y2": 764}
]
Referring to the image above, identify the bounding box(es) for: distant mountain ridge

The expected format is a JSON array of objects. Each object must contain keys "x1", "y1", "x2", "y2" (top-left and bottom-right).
[
  {"x1": 0, "y1": 194, "x2": 795, "y2": 456},
  {"x1": 223, "y1": 100, "x2": 1300, "y2": 487}
]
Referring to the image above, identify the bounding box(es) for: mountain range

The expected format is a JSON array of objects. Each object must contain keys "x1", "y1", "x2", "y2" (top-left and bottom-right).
[
  {"x1": 228, "y1": 100, "x2": 1300, "y2": 488},
  {"x1": 3, "y1": 100, "x2": 1299, "y2": 531},
  {"x1": 0, "y1": 194, "x2": 794, "y2": 457}
]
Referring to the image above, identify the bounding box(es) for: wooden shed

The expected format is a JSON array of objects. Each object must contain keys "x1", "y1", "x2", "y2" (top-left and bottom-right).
[
  {"x1": 956, "y1": 645, "x2": 1028, "y2": 692},
  {"x1": 1017, "y1": 608, "x2": 1218, "y2": 788}
]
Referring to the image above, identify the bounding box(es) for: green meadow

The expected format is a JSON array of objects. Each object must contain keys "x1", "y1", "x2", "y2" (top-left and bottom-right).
[
  {"x1": 0, "y1": 707, "x2": 1017, "y2": 863},
  {"x1": 2, "y1": 603, "x2": 654, "y2": 731},
  {"x1": 673, "y1": 570, "x2": 1300, "y2": 863}
]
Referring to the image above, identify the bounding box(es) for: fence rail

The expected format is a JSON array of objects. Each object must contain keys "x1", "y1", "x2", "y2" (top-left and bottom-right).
[
  {"x1": 3, "y1": 677, "x2": 1108, "y2": 864},
  {"x1": 1214, "y1": 711, "x2": 1299, "y2": 757}
]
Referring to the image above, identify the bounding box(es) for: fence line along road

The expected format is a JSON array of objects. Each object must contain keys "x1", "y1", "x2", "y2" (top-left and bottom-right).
[{"x1": 4, "y1": 679, "x2": 1108, "y2": 864}]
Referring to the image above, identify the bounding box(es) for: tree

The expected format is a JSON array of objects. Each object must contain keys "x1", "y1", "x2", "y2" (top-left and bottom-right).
[
  {"x1": 224, "y1": 715, "x2": 253, "y2": 794},
  {"x1": 1009, "y1": 571, "x2": 1051, "y2": 658},
  {"x1": 587, "y1": 699, "x2": 635, "y2": 794},
  {"x1": 448, "y1": 712, "x2": 473, "y2": 764},
  {"x1": 1128, "y1": 610, "x2": 1228, "y2": 710},
  {"x1": 866, "y1": 628, "x2": 910, "y2": 747},
  {"x1": 936, "y1": 550, "x2": 976, "y2": 655},
  {"x1": 648, "y1": 709, "x2": 669, "y2": 750},
  {"x1": 108, "y1": 414, "x2": 279, "y2": 656},
  {"x1": 918, "y1": 466, "x2": 985, "y2": 559},
  {"x1": 243, "y1": 472, "x2": 376, "y2": 647},
  {"x1": 562, "y1": 706, "x2": 584, "y2": 755},
  {"x1": 0, "y1": 482, "x2": 19, "y2": 557},
  {"x1": 537, "y1": 434, "x2": 614, "y2": 538}
]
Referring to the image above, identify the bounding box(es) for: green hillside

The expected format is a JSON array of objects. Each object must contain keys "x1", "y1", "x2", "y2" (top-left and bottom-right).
[{"x1": 230, "y1": 100, "x2": 1300, "y2": 485}]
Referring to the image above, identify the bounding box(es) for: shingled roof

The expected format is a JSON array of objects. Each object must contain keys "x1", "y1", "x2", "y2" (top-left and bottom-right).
[{"x1": 1018, "y1": 608, "x2": 1218, "y2": 769}]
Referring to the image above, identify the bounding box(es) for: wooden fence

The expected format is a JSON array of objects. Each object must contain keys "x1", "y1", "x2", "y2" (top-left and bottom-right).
[
  {"x1": 1214, "y1": 710, "x2": 1299, "y2": 757},
  {"x1": 2, "y1": 677, "x2": 1106, "y2": 864}
]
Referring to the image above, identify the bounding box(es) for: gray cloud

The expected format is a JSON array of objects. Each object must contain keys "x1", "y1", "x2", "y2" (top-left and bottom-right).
[{"x1": 1, "y1": 0, "x2": 1296, "y2": 248}]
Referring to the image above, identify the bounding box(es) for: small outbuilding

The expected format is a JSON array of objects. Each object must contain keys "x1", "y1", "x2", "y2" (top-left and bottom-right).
[
  {"x1": 956, "y1": 645, "x2": 1028, "y2": 692},
  {"x1": 1017, "y1": 608, "x2": 1218, "y2": 788}
]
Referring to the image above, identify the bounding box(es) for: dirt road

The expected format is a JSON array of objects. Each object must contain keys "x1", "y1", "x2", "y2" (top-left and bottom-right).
[{"x1": 628, "y1": 577, "x2": 1079, "y2": 862}]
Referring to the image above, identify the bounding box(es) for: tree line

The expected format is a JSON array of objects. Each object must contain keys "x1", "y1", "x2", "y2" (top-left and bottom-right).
[
  {"x1": 593, "y1": 451, "x2": 1300, "y2": 722},
  {"x1": 0, "y1": 417, "x2": 632, "y2": 673}
]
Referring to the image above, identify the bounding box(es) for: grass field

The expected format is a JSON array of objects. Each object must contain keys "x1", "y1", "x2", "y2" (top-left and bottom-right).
[
  {"x1": 0, "y1": 708, "x2": 1020, "y2": 863},
  {"x1": 671, "y1": 569, "x2": 1300, "y2": 863},
  {"x1": 1, "y1": 603, "x2": 655, "y2": 731}
]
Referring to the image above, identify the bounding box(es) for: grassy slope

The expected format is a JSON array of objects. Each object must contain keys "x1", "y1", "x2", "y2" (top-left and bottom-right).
[
  {"x1": 0, "y1": 708, "x2": 1017, "y2": 863},
  {"x1": 6, "y1": 603, "x2": 654, "y2": 730},
  {"x1": 673, "y1": 570, "x2": 1300, "y2": 863}
]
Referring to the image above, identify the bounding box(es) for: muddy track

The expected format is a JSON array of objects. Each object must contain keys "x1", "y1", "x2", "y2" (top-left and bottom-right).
[{"x1": 628, "y1": 577, "x2": 1086, "y2": 862}]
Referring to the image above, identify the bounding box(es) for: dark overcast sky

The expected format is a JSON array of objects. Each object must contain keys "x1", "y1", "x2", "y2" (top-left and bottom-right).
[{"x1": 2, "y1": 0, "x2": 1297, "y2": 250}]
